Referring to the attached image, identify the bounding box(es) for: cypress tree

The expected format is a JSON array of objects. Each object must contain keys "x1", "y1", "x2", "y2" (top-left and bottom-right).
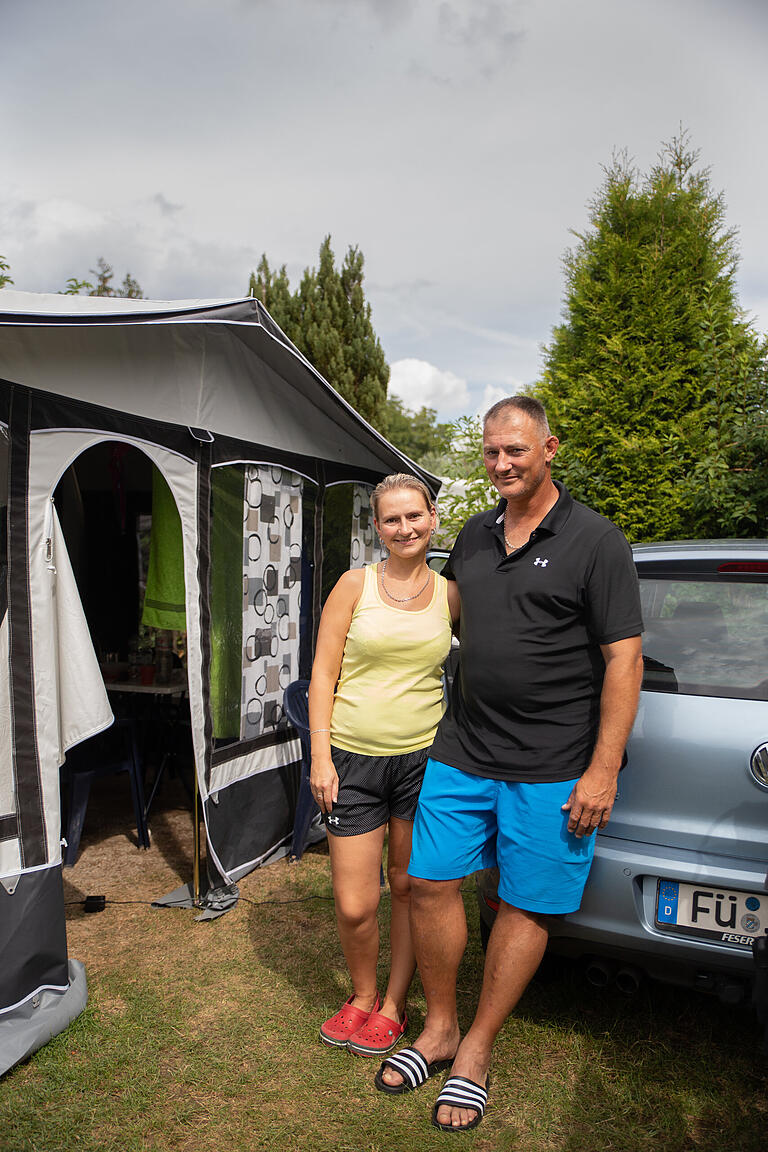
[
  {"x1": 249, "y1": 237, "x2": 389, "y2": 430},
  {"x1": 249, "y1": 256, "x2": 295, "y2": 333},
  {"x1": 536, "y1": 133, "x2": 768, "y2": 541}
]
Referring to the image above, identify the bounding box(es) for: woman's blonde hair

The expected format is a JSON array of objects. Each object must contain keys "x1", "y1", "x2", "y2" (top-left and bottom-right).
[{"x1": 370, "y1": 473, "x2": 435, "y2": 521}]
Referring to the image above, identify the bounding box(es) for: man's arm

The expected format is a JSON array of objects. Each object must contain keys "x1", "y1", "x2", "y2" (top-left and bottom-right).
[{"x1": 562, "y1": 635, "x2": 643, "y2": 838}]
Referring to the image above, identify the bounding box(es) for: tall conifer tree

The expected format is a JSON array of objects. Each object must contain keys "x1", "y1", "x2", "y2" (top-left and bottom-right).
[
  {"x1": 536, "y1": 133, "x2": 768, "y2": 541},
  {"x1": 249, "y1": 237, "x2": 389, "y2": 430}
]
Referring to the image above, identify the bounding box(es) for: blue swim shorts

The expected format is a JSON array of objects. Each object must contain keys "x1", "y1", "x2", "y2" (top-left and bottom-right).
[{"x1": 408, "y1": 758, "x2": 596, "y2": 915}]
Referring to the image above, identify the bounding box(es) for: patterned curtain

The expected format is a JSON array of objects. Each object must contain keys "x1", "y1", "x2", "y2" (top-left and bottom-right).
[
  {"x1": 350, "y1": 483, "x2": 384, "y2": 569},
  {"x1": 241, "y1": 466, "x2": 302, "y2": 741}
]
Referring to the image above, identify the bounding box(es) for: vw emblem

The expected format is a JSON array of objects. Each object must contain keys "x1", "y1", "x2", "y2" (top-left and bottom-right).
[{"x1": 749, "y1": 743, "x2": 768, "y2": 791}]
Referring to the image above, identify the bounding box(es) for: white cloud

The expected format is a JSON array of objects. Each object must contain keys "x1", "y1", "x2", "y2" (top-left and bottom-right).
[
  {"x1": 11, "y1": 197, "x2": 109, "y2": 243},
  {"x1": 477, "y1": 383, "x2": 509, "y2": 418},
  {"x1": 389, "y1": 358, "x2": 470, "y2": 415}
]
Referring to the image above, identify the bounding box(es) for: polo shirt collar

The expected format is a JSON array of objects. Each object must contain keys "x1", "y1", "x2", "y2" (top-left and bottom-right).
[{"x1": 484, "y1": 480, "x2": 574, "y2": 542}]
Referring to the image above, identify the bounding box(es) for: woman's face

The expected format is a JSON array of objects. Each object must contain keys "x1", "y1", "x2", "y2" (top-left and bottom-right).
[{"x1": 374, "y1": 488, "x2": 435, "y2": 559}]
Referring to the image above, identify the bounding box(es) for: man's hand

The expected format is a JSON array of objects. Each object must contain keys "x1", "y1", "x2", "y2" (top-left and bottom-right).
[
  {"x1": 562, "y1": 634, "x2": 643, "y2": 838},
  {"x1": 561, "y1": 764, "x2": 619, "y2": 838}
]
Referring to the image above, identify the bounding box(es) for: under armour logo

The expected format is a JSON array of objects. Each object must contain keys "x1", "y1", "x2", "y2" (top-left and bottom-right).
[
  {"x1": 328, "y1": 815, "x2": 340, "y2": 825},
  {"x1": 534, "y1": 557, "x2": 549, "y2": 567}
]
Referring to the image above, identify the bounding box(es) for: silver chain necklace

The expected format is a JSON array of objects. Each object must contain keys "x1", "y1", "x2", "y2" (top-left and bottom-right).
[
  {"x1": 503, "y1": 525, "x2": 520, "y2": 553},
  {"x1": 503, "y1": 511, "x2": 517, "y2": 553},
  {"x1": 503, "y1": 509, "x2": 524, "y2": 553},
  {"x1": 380, "y1": 558, "x2": 431, "y2": 603}
]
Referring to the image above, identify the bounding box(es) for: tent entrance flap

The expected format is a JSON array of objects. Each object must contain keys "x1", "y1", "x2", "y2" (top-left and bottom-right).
[{"x1": 27, "y1": 429, "x2": 202, "y2": 861}]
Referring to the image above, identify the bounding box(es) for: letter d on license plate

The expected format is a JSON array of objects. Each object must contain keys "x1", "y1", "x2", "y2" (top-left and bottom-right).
[{"x1": 657, "y1": 880, "x2": 679, "y2": 924}]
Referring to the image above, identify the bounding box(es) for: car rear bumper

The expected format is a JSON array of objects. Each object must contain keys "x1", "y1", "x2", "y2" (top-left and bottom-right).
[
  {"x1": 553, "y1": 834, "x2": 767, "y2": 979},
  {"x1": 476, "y1": 834, "x2": 768, "y2": 995}
]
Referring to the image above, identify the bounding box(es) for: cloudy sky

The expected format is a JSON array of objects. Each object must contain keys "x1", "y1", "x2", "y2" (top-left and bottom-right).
[{"x1": 2, "y1": 0, "x2": 766, "y2": 420}]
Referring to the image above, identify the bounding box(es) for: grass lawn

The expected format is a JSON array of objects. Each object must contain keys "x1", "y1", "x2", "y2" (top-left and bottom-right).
[{"x1": 1, "y1": 782, "x2": 766, "y2": 1152}]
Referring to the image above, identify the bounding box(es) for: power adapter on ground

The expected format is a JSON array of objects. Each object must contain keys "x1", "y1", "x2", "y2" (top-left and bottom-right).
[{"x1": 84, "y1": 895, "x2": 106, "y2": 913}]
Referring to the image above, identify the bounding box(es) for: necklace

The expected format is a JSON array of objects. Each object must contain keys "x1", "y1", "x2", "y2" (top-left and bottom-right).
[
  {"x1": 380, "y1": 559, "x2": 431, "y2": 603},
  {"x1": 503, "y1": 511, "x2": 517, "y2": 553},
  {"x1": 503, "y1": 510, "x2": 524, "y2": 554}
]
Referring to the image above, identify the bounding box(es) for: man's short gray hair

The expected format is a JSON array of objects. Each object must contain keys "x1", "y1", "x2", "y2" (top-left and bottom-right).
[{"x1": 483, "y1": 395, "x2": 551, "y2": 437}]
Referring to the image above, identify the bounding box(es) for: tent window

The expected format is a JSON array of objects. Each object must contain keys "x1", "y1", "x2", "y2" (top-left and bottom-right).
[
  {"x1": 351, "y1": 484, "x2": 384, "y2": 570},
  {"x1": 210, "y1": 464, "x2": 303, "y2": 745},
  {"x1": 321, "y1": 483, "x2": 384, "y2": 604}
]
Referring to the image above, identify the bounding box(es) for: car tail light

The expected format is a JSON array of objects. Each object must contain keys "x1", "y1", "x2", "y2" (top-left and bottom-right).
[{"x1": 718, "y1": 562, "x2": 768, "y2": 573}]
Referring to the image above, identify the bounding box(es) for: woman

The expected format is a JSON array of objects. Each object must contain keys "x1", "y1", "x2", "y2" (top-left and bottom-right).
[{"x1": 308, "y1": 473, "x2": 458, "y2": 1057}]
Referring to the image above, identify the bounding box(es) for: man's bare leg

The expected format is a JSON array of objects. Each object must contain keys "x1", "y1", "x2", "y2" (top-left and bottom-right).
[
  {"x1": 435, "y1": 900, "x2": 549, "y2": 1130},
  {"x1": 379, "y1": 875, "x2": 464, "y2": 1088}
]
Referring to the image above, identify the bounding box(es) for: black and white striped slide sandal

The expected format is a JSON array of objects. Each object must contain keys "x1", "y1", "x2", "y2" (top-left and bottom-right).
[
  {"x1": 374, "y1": 1046, "x2": 453, "y2": 1095},
  {"x1": 431, "y1": 1074, "x2": 490, "y2": 1132}
]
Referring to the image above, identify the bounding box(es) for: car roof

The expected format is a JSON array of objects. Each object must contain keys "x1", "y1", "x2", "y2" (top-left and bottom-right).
[{"x1": 633, "y1": 539, "x2": 768, "y2": 562}]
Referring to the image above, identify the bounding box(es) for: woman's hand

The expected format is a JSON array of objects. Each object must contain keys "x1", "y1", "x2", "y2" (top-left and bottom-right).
[{"x1": 310, "y1": 755, "x2": 339, "y2": 813}]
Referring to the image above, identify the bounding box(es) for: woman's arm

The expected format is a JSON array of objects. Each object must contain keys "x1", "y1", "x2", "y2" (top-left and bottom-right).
[{"x1": 307, "y1": 567, "x2": 364, "y2": 811}]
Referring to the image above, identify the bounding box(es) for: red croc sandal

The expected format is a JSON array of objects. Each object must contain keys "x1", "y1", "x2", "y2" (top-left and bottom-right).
[
  {"x1": 319, "y1": 994, "x2": 380, "y2": 1048},
  {"x1": 346, "y1": 1008, "x2": 408, "y2": 1056}
]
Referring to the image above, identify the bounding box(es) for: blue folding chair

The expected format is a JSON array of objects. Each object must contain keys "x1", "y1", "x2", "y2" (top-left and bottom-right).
[
  {"x1": 283, "y1": 679, "x2": 320, "y2": 862},
  {"x1": 61, "y1": 717, "x2": 150, "y2": 867}
]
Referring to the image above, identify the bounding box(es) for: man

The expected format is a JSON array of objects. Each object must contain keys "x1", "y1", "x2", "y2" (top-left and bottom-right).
[{"x1": 375, "y1": 396, "x2": 643, "y2": 1131}]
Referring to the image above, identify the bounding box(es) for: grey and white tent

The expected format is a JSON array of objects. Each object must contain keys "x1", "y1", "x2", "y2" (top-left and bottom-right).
[{"x1": 0, "y1": 290, "x2": 438, "y2": 1076}]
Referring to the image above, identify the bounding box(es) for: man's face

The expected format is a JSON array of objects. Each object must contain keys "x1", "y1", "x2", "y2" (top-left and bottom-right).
[{"x1": 483, "y1": 410, "x2": 559, "y2": 504}]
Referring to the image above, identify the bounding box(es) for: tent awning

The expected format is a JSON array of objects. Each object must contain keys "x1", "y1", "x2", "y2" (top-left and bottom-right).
[{"x1": 0, "y1": 291, "x2": 440, "y2": 494}]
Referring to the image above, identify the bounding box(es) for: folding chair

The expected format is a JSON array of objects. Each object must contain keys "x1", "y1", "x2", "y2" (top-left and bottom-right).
[
  {"x1": 283, "y1": 679, "x2": 319, "y2": 862},
  {"x1": 61, "y1": 718, "x2": 150, "y2": 867}
]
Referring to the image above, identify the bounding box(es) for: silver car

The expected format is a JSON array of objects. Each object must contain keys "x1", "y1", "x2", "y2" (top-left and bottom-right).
[{"x1": 472, "y1": 541, "x2": 768, "y2": 1022}]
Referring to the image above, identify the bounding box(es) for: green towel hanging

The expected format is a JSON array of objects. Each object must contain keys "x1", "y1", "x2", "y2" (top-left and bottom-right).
[
  {"x1": 142, "y1": 466, "x2": 186, "y2": 631},
  {"x1": 210, "y1": 465, "x2": 245, "y2": 739}
]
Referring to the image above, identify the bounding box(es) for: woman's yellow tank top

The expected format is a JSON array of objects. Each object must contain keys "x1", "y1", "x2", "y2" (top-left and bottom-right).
[{"x1": 330, "y1": 563, "x2": 453, "y2": 756}]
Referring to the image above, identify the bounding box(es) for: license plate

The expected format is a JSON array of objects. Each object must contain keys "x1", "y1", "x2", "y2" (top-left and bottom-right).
[{"x1": 655, "y1": 880, "x2": 766, "y2": 947}]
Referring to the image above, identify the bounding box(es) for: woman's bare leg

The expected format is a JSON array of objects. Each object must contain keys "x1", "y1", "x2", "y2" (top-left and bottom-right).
[
  {"x1": 328, "y1": 824, "x2": 387, "y2": 1011},
  {"x1": 378, "y1": 817, "x2": 416, "y2": 1023}
]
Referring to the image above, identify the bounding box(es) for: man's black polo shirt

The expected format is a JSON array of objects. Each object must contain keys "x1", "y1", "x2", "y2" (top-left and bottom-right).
[{"x1": 431, "y1": 482, "x2": 643, "y2": 783}]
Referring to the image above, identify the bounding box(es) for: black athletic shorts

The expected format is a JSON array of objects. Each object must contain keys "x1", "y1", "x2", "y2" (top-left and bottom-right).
[{"x1": 322, "y1": 744, "x2": 429, "y2": 837}]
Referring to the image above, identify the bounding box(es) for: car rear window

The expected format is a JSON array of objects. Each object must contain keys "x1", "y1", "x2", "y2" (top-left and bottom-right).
[{"x1": 638, "y1": 576, "x2": 768, "y2": 700}]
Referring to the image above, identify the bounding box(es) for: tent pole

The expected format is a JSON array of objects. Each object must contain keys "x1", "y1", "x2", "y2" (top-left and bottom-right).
[{"x1": 192, "y1": 765, "x2": 201, "y2": 903}]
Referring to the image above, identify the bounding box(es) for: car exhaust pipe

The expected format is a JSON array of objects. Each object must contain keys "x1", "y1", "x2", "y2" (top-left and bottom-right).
[
  {"x1": 615, "y1": 966, "x2": 642, "y2": 995},
  {"x1": 584, "y1": 958, "x2": 614, "y2": 988}
]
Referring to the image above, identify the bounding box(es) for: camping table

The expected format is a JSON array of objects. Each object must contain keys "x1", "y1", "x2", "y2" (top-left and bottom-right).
[{"x1": 104, "y1": 678, "x2": 187, "y2": 697}]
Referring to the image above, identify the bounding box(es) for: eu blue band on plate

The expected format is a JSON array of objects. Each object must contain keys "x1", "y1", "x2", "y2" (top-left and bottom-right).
[{"x1": 657, "y1": 880, "x2": 679, "y2": 923}]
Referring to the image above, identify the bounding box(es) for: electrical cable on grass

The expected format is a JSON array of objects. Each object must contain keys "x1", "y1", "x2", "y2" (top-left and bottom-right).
[
  {"x1": 64, "y1": 894, "x2": 337, "y2": 909},
  {"x1": 65, "y1": 882, "x2": 474, "y2": 912}
]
